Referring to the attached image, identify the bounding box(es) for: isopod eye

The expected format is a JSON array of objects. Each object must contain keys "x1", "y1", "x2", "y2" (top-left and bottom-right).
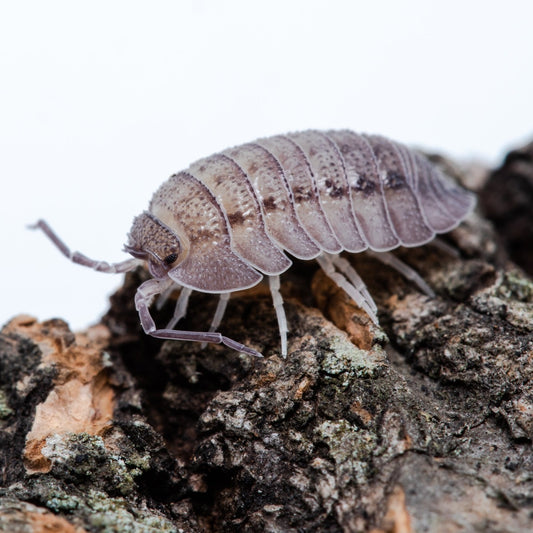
[{"x1": 163, "y1": 253, "x2": 178, "y2": 265}]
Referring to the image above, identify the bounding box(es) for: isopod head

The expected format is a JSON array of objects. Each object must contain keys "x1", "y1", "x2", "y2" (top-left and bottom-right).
[{"x1": 125, "y1": 212, "x2": 186, "y2": 279}]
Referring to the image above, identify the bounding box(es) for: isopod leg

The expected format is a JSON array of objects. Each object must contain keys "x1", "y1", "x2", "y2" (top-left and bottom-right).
[
  {"x1": 135, "y1": 278, "x2": 262, "y2": 358},
  {"x1": 200, "y1": 292, "x2": 231, "y2": 348},
  {"x1": 328, "y1": 254, "x2": 377, "y2": 312},
  {"x1": 167, "y1": 287, "x2": 193, "y2": 328},
  {"x1": 367, "y1": 251, "x2": 435, "y2": 297},
  {"x1": 315, "y1": 254, "x2": 379, "y2": 325},
  {"x1": 429, "y1": 237, "x2": 460, "y2": 258},
  {"x1": 269, "y1": 276, "x2": 288, "y2": 358},
  {"x1": 156, "y1": 283, "x2": 178, "y2": 310},
  {"x1": 209, "y1": 293, "x2": 231, "y2": 332},
  {"x1": 29, "y1": 219, "x2": 139, "y2": 273}
]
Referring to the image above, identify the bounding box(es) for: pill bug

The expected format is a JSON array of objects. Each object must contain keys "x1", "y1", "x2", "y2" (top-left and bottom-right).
[{"x1": 31, "y1": 129, "x2": 476, "y2": 358}]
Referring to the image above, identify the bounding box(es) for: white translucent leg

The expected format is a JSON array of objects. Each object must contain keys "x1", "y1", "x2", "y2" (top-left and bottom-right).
[
  {"x1": 430, "y1": 237, "x2": 460, "y2": 258},
  {"x1": 201, "y1": 292, "x2": 231, "y2": 349},
  {"x1": 167, "y1": 287, "x2": 193, "y2": 329},
  {"x1": 135, "y1": 278, "x2": 262, "y2": 357},
  {"x1": 269, "y1": 275, "x2": 288, "y2": 358},
  {"x1": 315, "y1": 254, "x2": 379, "y2": 325},
  {"x1": 209, "y1": 293, "x2": 230, "y2": 332},
  {"x1": 156, "y1": 283, "x2": 179, "y2": 311},
  {"x1": 367, "y1": 251, "x2": 435, "y2": 297},
  {"x1": 329, "y1": 254, "x2": 377, "y2": 312}
]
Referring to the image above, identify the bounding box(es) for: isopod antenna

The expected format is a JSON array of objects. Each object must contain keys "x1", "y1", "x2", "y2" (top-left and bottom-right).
[{"x1": 29, "y1": 219, "x2": 140, "y2": 274}]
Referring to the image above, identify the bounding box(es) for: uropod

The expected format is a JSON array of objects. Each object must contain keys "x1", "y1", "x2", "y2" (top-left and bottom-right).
[{"x1": 31, "y1": 130, "x2": 476, "y2": 358}]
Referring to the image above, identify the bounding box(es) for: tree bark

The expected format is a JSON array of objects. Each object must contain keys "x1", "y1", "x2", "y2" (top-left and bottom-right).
[{"x1": 1, "y1": 142, "x2": 533, "y2": 532}]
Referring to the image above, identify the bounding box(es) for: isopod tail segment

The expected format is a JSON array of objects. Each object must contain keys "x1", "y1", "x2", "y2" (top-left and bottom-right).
[{"x1": 28, "y1": 219, "x2": 264, "y2": 358}]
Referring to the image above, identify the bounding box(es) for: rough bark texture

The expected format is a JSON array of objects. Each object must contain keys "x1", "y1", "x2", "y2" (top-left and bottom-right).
[
  {"x1": 1, "y1": 141, "x2": 533, "y2": 532},
  {"x1": 479, "y1": 141, "x2": 533, "y2": 276}
]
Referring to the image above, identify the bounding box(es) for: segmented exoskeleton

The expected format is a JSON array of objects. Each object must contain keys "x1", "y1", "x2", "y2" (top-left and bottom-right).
[{"x1": 32, "y1": 129, "x2": 476, "y2": 357}]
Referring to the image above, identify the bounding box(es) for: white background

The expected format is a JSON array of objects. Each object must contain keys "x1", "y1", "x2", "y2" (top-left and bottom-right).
[{"x1": 1, "y1": 0, "x2": 532, "y2": 331}]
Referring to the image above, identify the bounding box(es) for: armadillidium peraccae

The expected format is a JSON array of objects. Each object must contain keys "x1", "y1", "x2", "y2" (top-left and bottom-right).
[{"x1": 31, "y1": 129, "x2": 476, "y2": 358}]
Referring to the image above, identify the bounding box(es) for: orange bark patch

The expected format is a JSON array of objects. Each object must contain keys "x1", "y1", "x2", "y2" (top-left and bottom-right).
[
  {"x1": 312, "y1": 270, "x2": 378, "y2": 350},
  {"x1": 27, "y1": 509, "x2": 87, "y2": 533},
  {"x1": 350, "y1": 400, "x2": 373, "y2": 424},
  {"x1": 5, "y1": 316, "x2": 115, "y2": 474},
  {"x1": 0, "y1": 499, "x2": 87, "y2": 533},
  {"x1": 371, "y1": 486, "x2": 413, "y2": 533}
]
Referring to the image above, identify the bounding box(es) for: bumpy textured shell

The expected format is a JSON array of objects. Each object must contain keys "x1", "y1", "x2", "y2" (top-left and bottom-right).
[{"x1": 148, "y1": 129, "x2": 475, "y2": 293}]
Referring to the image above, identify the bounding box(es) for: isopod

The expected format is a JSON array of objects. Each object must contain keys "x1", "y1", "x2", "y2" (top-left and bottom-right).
[{"x1": 31, "y1": 129, "x2": 476, "y2": 358}]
